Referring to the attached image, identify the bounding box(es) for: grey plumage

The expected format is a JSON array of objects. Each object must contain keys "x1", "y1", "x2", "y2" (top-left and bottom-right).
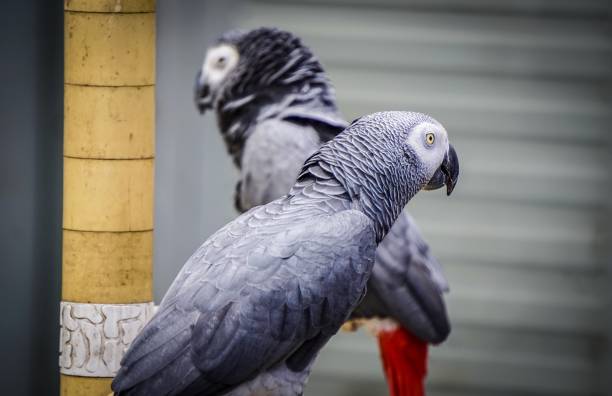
[
  {"x1": 112, "y1": 111, "x2": 456, "y2": 395},
  {"x1": 237, "y1": 119, "x2": 321, "y2": 211},
  {"x1": 195, "y1": 27, "x2": 453, "y2": 343}
]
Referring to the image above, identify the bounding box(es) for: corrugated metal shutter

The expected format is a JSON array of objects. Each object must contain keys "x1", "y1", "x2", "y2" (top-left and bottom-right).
[{"x1": 234, "y1": 1, "x2": 612, "y2": 395}]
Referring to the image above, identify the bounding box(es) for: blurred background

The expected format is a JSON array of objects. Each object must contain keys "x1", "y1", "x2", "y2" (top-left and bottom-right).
[{"x1": 2, "y1": 0, "x2": 611, "y2": 395}]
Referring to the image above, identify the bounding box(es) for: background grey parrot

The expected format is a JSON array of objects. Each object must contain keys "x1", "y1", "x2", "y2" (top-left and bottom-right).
[
  {"x1": 194, "y1": 28, "x2": 459, "y2": 396},
  {"x1": 111, "y1": 111, "x2": 458, "y2": 395}
]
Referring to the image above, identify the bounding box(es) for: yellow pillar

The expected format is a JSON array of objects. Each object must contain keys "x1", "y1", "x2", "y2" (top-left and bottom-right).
[{"x1": 60, "y1": 1, "x2": 155, "y2": 394}]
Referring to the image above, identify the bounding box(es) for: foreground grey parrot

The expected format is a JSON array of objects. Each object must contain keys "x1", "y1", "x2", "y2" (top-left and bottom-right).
[
  {"x1": 194, "y1": 28, "x2": 459, "y2": 396},
  {"x1": 112, "y1": 111, "x2": 458, "y2": 395}
]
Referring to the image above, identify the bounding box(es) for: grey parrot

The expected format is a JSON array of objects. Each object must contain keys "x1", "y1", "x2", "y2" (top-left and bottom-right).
[
  {"x1": 194, "y1": 28, "x2": 458, "y2": 396},
  {"x1": 111, "y1": 111, "x2": 459, "y2": 395}
]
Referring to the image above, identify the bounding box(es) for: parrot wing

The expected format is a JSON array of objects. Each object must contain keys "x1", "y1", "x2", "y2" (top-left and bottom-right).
[
  {"x1": 112, "y1": 201, "x2": 376, "y2": 395},
  {"x1": 354, "y1": 211, "x2": 451, "y2": 343}
]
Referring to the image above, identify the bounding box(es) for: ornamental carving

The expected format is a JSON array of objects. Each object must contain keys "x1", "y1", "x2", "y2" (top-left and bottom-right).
[{"x1": 59, "y1": 302, "x2": 154, "y2": 377}]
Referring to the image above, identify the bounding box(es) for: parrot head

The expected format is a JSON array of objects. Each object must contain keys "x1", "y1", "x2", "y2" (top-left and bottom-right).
[
  {"x1": 194, "y1": 39, "x2": 240, "y2": 113},
  {"x1": 385, "y1": 112, "x2": 457, "y2": 197},
  {"x1": 345, "y1": 112, "x2": 459, "y2": 198},
  {"x1": 194, "y1": 27, "x2": 328, "y2": 115},
  {"x1": 308, "y1": 111, "x2": 459, "y2": 239}
]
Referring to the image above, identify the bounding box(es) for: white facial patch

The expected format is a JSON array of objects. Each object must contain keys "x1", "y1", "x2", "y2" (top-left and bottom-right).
[
  {"x1": 405, "y1": 121, "x2": 449, "y2": 180},
  {"x1": 200, "y1": 44, "x2": 240, "y2": 89}
]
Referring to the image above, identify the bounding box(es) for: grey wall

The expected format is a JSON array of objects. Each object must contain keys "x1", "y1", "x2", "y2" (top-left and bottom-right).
[
  {"x1": 0, "y1": 2, "x2": 63, "y2": 394},
  {"x1": 154, "y1": 0, "x2": 241, "y2": 302}
]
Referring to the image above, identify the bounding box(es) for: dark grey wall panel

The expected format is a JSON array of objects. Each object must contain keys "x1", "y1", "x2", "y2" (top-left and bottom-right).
[{"x1": 0, "y1": 2, "x2": 63, "y2": 395}]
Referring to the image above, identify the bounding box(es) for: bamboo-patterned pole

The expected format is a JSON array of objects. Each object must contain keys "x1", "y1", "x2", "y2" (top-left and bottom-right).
[{"x1": 60, "y1": 1, "x2": 155, "y2": 394}]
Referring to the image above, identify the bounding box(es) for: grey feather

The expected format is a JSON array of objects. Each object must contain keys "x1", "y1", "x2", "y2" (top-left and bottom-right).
[{"x1": 239, "y1": 119, "x2": 322, "y2": 210}]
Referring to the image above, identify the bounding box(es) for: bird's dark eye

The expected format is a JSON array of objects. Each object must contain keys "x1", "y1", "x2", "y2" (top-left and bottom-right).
[
  {"x1": 217, "y1": 56, "x2": 226, "y2": 67},
  {"x1": 425, "y1": 133, "x2": 435, "y2": 145}
]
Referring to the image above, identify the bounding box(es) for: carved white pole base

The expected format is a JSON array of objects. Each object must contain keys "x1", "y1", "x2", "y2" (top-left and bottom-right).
[{"x1": 59, "y1": 301, "x2": 154, "y2": 377}]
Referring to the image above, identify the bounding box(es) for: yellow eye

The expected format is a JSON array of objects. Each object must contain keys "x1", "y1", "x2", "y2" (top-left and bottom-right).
[{"x1": 425, "y1": 133, "x2": 435, "y2": 145}]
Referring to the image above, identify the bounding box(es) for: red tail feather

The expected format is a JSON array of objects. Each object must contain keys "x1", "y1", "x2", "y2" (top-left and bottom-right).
[{"x1": 377, "y1": 326, "x2": 428, "y2": 396}]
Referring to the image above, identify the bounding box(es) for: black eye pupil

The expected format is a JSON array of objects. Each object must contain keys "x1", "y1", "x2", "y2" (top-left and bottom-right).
[{"x1": 218, "y1": 57, "x2": 226, "y2": 65}]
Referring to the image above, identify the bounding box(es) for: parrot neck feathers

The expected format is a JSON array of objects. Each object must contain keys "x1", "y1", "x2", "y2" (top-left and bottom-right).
[
  {"x1": 289, "y1": 144, "x2": 426, "y2": 243},
  {"x1": 293, "y1": 126, "x2": 428, "y2": 243}
]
